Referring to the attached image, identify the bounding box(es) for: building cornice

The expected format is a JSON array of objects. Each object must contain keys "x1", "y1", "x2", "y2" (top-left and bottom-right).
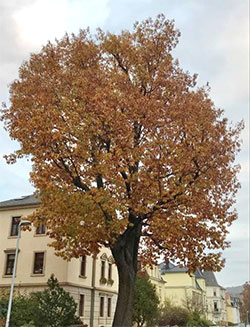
[
  {"x1": 0, "y1": 281, "x2": 118, "y2": 294},
  {"x1": 0, "y1": 204, "x2": 40, "y2": 212}
]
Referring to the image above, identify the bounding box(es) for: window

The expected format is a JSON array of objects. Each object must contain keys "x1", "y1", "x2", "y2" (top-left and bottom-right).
[
  {"x1": 108, "y1": 263, "x2": 112, "y2": 280},
  {"x1": 100, "y1": 296, "x2": 104, "y2": 317},
  {"x1": 33, "y1": 252, "x2": 44, "y2": 274},
  {"x1": 36, "y1": 224, "x2": 46, "y2": 235},
  {"x1": 10, "y1": 217, "x2": 20, "y2": 236},
  {"x1": 80, "y1": 255, "x2": 86, "y2": 276},
  {"x1": 213, "y1": 289, "x2": 217, "y2": 296},
  {"x1": 101, "y1": 261, "x2": 105, "y2": 279},
  {"x1": 79, "y1": 294, "x2": 84, "y2": 316},
  {"x1": 107, "y1": 297, "x2": 112, "y2": 317},
  {"x1": 214, "y1": 301, "x2": 218, "y2": 312},
  {"x1": 5, "y1": 253, "x2": 15, "y2": 275}
]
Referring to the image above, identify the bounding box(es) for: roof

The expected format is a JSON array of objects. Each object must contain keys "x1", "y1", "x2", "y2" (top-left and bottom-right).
[
  {"x1": 203, "y1": 271, "x2": 220, "y2": 287},
  {"x1": 0, "y1": 194, "x2": 40, "y2": 208},
  {"x1": 160, "y1": 262, "x2": 188, "y2": 274},
  {"x1": 195, "y1": 268, "x2": 204, "y2": 279},
  {"x1": 195, "y1": 279, "x2": 203, "y2": 291}
]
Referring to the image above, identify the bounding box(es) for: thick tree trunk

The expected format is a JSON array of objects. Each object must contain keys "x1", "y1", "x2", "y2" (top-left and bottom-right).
[{"x1": 111, "y1": 222, "x2": 142, "y2": 327}]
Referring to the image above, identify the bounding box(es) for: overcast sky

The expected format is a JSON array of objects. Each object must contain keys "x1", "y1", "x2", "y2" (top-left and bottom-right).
[{"x1": 0, "y1": 0, "x2": 249, "y2": 287}]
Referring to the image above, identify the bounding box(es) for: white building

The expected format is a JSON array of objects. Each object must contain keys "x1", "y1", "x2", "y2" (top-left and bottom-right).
[{"x1": 203, "y1": 271, "x2": 227, "y2": 323}]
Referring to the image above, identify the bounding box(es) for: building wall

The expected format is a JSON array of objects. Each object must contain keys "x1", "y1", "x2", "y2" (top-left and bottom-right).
[
  {"x1": 206, "y1": 286, "x2": 227, "y2": 323},
  {"x1": 226, "y1": 293, "x2": 241, "y2": 324},
  {"x1": 146, "y1": 266, "x2": 166, "y2": 304},
  {"x1": 161, "y1": 272, "x2": 203, "y2": 309},
  {"x1": 0, "y1": 204, "x2": 118, "y2": 327}
]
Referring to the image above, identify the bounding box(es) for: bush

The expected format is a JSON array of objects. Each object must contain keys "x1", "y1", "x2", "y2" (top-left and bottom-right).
[
  {"x1": 31, "y1": 274, "x2": 82, "y2": 327},
  {"x1": 132, "y1": 275, "x2": 160, "y2": 327},
  {"x1": 0, "y1": 275, "x2": 82, "y2": 327},
  {"x1": 157, "y1": 301, "x2": 189, "y2": 326},
  {"x1": 187, "y1": 311, "x2": 212, "y2": 327},
  {"x1": 0, "y1": 295, "x2": 34, "y2": 327}
]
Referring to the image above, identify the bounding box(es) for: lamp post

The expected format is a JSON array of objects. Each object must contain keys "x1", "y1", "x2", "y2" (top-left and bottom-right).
[{"x1": 5, "y1": 220, "x2": 31, "y2": 327}]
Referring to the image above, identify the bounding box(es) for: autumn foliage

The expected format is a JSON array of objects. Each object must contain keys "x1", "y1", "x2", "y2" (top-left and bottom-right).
[
  {"x1": 1, "y1": 14, "x2": 243, "y2": 326},
  {"x1": 240, "y1": 282, "x2": 250, "y2": 322}
]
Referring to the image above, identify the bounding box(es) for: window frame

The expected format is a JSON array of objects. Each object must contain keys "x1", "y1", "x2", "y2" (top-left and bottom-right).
[
  {"x1": 32, "y1": 252, "x2": 45, "y2": 275},
  {"x1": 101, "y1": 260, "x2": 105, "y2": 279},
  {"x1": 100, "y1": 296, "x2": 105, "y2": 317},
  {"x1": 214, "y1": 301, "x2": 218, "y2": 312},
  {"x1": 108, "y1": 263, "x2": 112, "y2": 280},
  {"x1": 79, "y1": 294, "x2": 84, "y2": 317},
  {"x1": 80, "y1": 255, "x2": 86, "y2": 277},
  {"x1": 5, "y1": 253, "x2": 16, "y2": 276},
  {"x1": 35, "y1": 224, "x2": 46, "y2": 235},
  {"x1": 10, "y1": 216, "x2": 21, "y2": 237},
  {"x1": 107, "y1": 297, "x2": 112, "y2": 317}
]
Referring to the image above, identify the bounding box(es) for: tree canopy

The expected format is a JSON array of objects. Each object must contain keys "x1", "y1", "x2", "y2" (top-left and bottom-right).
[{"x1": 1, "y1": 14, "x2": 243, "y2": 327}]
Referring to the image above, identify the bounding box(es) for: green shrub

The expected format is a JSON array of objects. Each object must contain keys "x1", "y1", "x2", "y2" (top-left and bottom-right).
[
  {"x1": 0, "y1": 275, "x2": 82, "y2": 327},
  {"x1": 132, "y1": 275, "x2": 160, "y2": 327},
  {"x1": 187, "y1": 311, "x2": 212, "y2": 327},
  {"x1": 157, "y1": 301, "x2": 189, "y2": 326},
  {"x1": 0, "y1": 295, "x2": 34, "y2": 327},
  {"x1": 31, "y1": 274, "x2": 82, "y2": 327}
]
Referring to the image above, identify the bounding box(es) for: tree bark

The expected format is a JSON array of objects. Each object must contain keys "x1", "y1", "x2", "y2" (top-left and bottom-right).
[{"x1": 111, "y1": 222, "x2": 142, "y2": 327}]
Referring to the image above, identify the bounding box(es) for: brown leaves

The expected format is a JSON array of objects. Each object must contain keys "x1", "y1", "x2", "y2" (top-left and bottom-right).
[{"x1": 0, "y1": 14, "x2": 243, "y2": 271}]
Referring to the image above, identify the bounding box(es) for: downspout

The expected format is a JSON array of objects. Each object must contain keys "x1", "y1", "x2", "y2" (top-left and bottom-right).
[{"x1": 90, "y1": 257, "x2": 97, "y2": 327}]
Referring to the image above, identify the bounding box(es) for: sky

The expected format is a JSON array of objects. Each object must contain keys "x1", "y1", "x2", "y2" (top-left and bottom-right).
[{"x1": 0, "y1": 0, "x2": 249, "y2": 287}]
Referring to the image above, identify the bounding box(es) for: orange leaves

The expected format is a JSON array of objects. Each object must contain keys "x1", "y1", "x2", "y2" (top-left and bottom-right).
[{"x1": 0, "y1": 15, "x2": 243, "y2": 271}]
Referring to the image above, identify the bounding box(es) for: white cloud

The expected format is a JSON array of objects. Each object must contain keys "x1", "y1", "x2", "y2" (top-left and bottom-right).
[{"x1": 13, "y1": 0, "x2": 110, "y2": 50}]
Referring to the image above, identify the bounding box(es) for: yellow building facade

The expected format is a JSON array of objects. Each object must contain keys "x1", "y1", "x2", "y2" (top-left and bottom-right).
[
  {"x1": 0, "y1": 195, "x2": 118, "y2": 327},
  {"x1": 160, "y1": 263, "x2": 206, "y2": 311}
]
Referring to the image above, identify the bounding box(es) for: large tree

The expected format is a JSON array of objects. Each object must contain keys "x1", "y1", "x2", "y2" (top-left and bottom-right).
[{"x1": 1, "y1": 15, "x2": 243, "y2": 327}]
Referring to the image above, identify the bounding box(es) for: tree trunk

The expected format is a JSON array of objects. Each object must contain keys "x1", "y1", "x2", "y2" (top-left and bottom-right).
[{"x1": 111, "y1": 222, "x2": 142, "y2": 327}]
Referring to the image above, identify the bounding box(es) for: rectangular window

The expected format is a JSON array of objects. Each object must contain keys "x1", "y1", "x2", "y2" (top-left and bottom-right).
[
  {"x1": 101, "y1": 261, "x2": 105, "y2": 279},
  {"x1": 33, "y1": 252, "x2": 44, "y2": 274},
  {"x1": 100, "y1": 296, "x2": 104, "y2": 317},
  {"x1": 80, "y1": 255, "x2": 86, "y2": 276},
  {"x1": 5, "y1": 253, "x2": 15, "y2": 275},
  {"x1": 108, "y1": 263, "x2": 112, "y2": 280},
  {"x1": 79, "y1": 294, "x2": 84, "y2": 316},
  {"x1": 107, "y1": 297, "x2": 112, "y2": 317},
  {"x1": 213, "y1": 289, "x2": 217, "y2": 296},
  {"x1": 36, "y1": 224, "x2": 46, "y2": 235},
  {"x1": 214, "y1": 301, "x2": 218, "y2": 311},
  {"x1": 10, "y1": 217, "x2": 20, "y2": 236}
]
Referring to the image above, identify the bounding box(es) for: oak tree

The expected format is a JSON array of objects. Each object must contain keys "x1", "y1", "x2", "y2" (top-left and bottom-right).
[{"x1": 1, "y1": 14, "x2": 243, "y2": 327}]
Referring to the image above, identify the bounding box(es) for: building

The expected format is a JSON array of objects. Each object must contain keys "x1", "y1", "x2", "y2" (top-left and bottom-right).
[
  {"x1": 143, "y1": 265, "x2": 166, "y2": 305},
  {"x1": 159, "y1": 262, "x2": 206, "y2": 311},
  {"x1": 226, "y1": 292, "x2": 241, "y2": 325},
  {"x1": 0, "y1": 195, "x2": 118, "y2": 327},
  {"x1": 203, "y1": 271, "x2": 227, "y2": 323},
  {"x1": 159, "y1": 263, "x2": 230, "y2": 324}
]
